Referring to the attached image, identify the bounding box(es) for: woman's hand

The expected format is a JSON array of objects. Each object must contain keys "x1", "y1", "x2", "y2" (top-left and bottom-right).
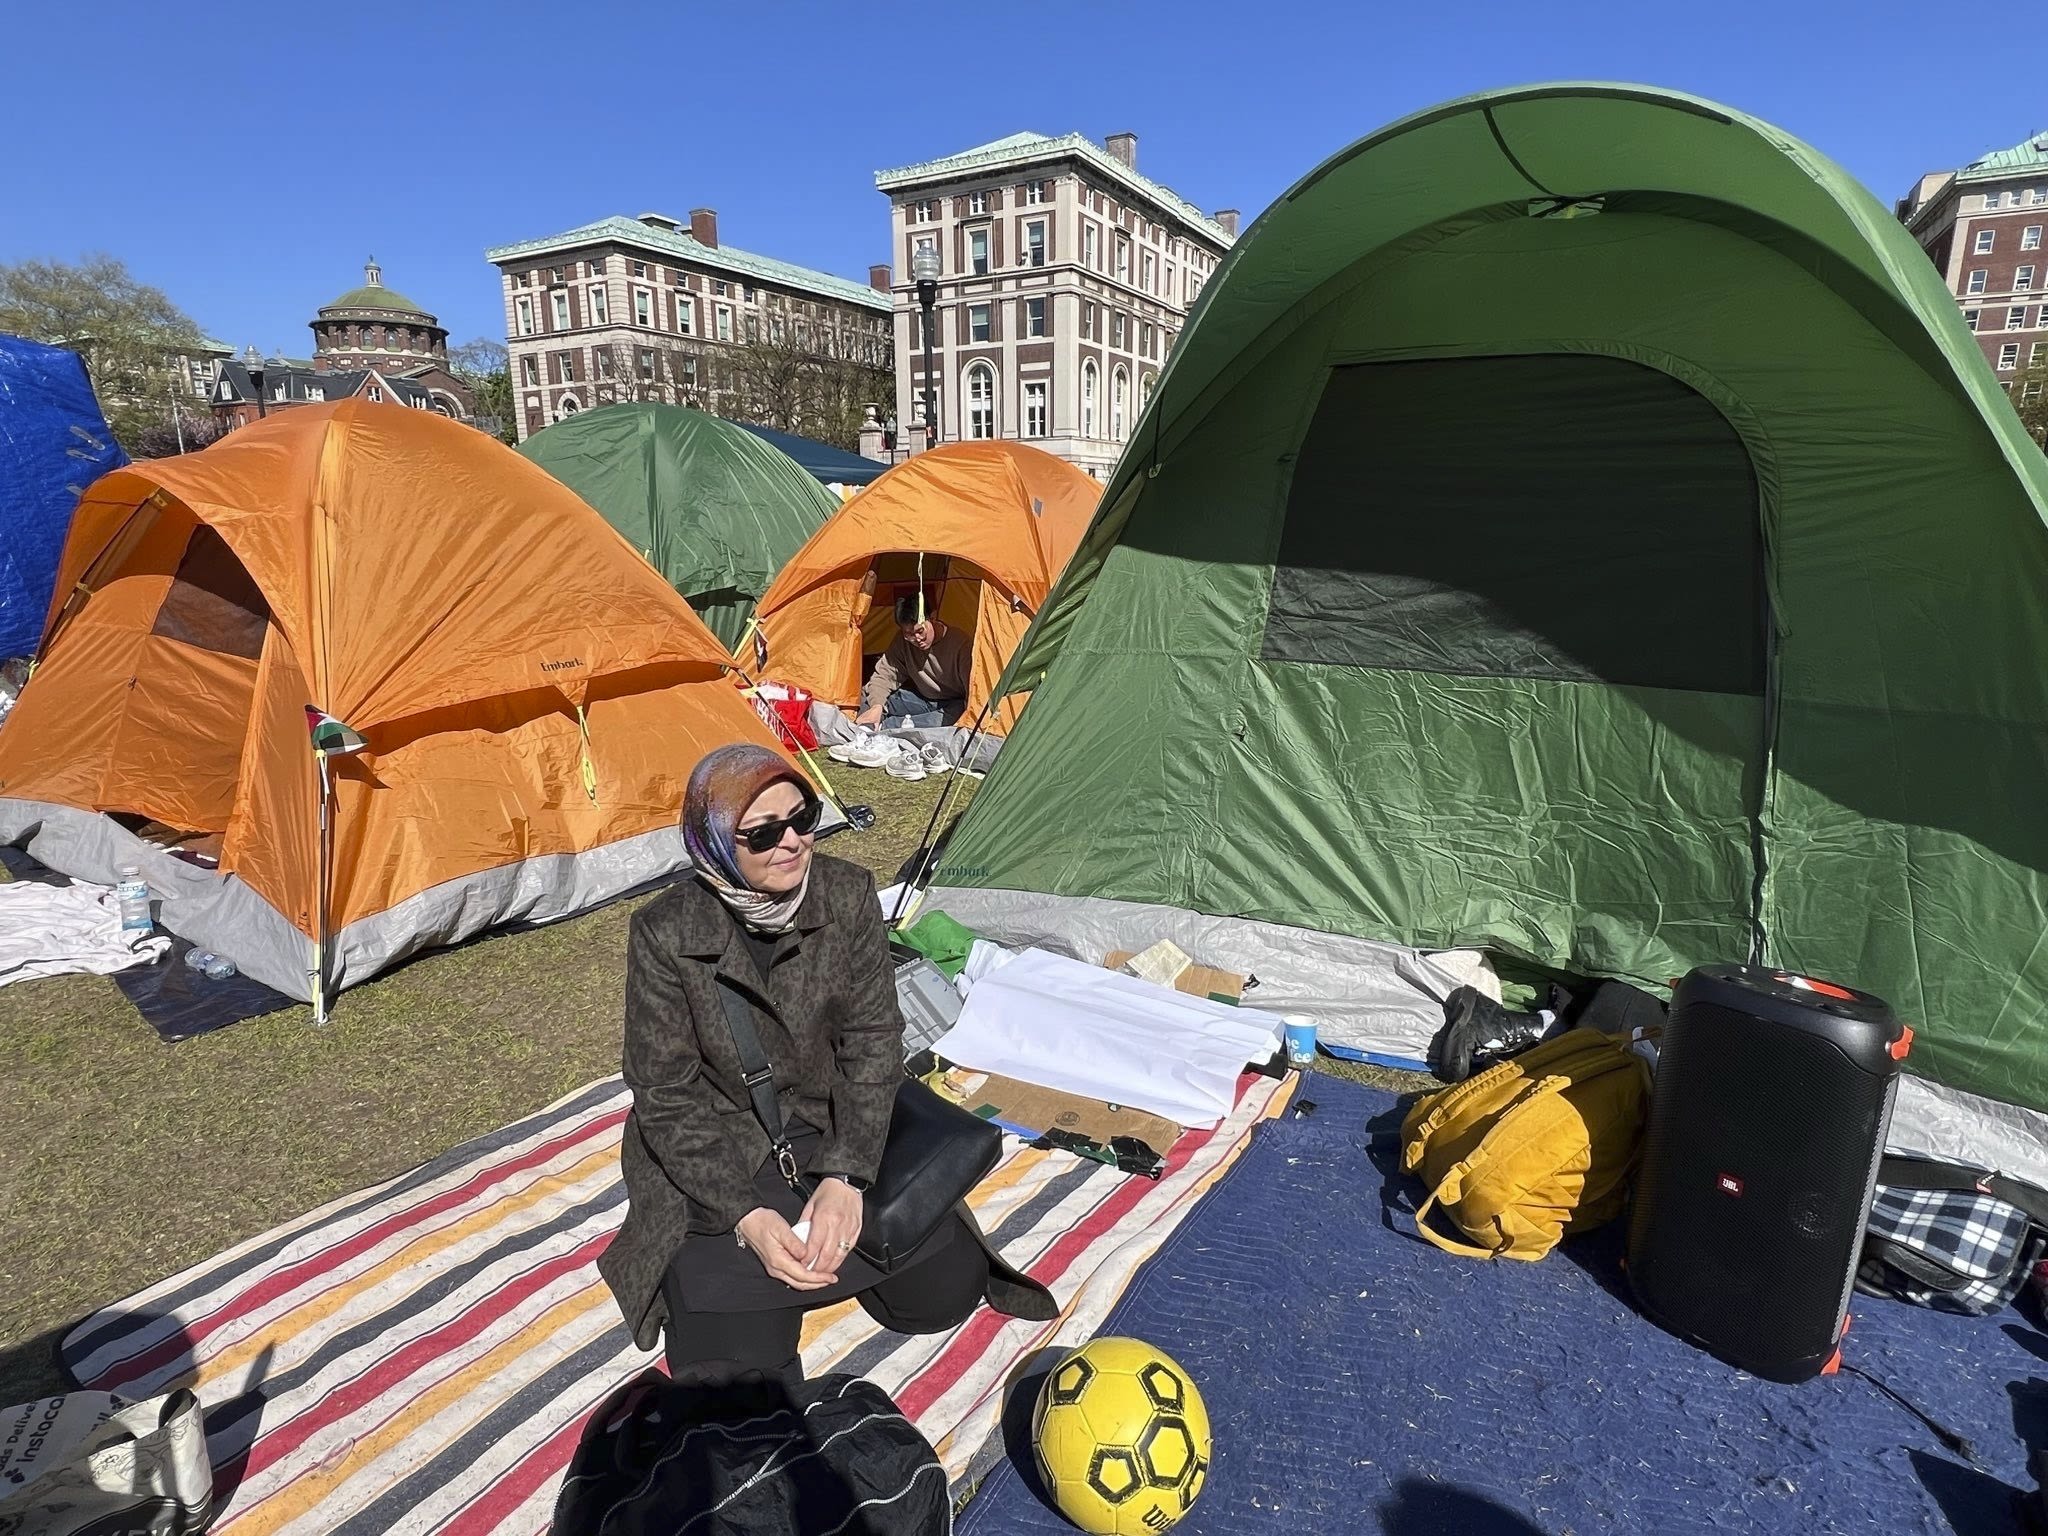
[
  {"x1": 735, "y1": 1207, "x2": 835, "y2": 1290},
  {"x1": 799, "y1": 1179, "x2": 865, "y2": 1276}
]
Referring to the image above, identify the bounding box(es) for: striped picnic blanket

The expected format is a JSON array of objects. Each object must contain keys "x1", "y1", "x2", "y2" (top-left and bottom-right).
[{"x1": 62, "y1": 1071, "x2": 1294, "y2": 1534}]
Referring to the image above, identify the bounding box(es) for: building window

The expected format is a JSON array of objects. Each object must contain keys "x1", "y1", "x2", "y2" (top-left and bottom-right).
[
  {"x1": 675, "y1": 294, "x2": 695, "y2": 335},
  {"x1": 517, "y1": 297, "x2": 535, "y2": 336},
  {"x1": 915, "y1": 308, "x2": 940, "y2": 350},
  {"x1": 551, "y1": 292, "x2": 570, "y2": 329},
  {"x1": 2000, "y1": 342, "x2": 2020, "y2": 370},
  {"x1": 1023, "y1": 181, "x2": 1046, "y2": 206},
  {"x1": 2009, "y1": 306, "x2": 2027, "y2": 330},
  {"x1": 2033, "y1": 342, "x2": 2047, "y2": 367},
  {"x1": 1111, "y1": 365, "x2": 1128, "y2": 441},
  {"x1": 556, "y1": 394, "x2": 581, "y2": 418},
  {"x1": 596, "y1": 348, "x2": 614, "y2": 379},
  {"x1": 1083, "y1": 224, "x2": 1098, "y2": 269},
  {"x1": 588, "y1": 258, "x2": 607, "y2": 276},
  {"x1": 2028, "y1": 227, "x2": 2044, "y2": 251},
  {"x1": 1976, "y1": 229, "x2": 1997, "y2": 254},
  {"x1": 1082, "y1": 301, "x2": 1095, "y2": 339},
  {"x1": 715, "y1": 304, "x2": 734, "y2": 342},
  {"x1": 1142, "y1": 250, "x2": 1155, "y2": 290},
  {"x1": 1024, "y1": 380, "x2": 1048, "y2": 437},
  {"x1": 969, "y1": 228, "x2": 990, "y2": 275},
  {"x1": 516, "y1": 271, "x2": 532, "y2": 288},
  {"x1": 965, "y1": 362, "x2": 996, "y2": 439},
  {"x1": 561, "y1": 351, "x2": 577, "y2": 382},
  {"x1": 679, "y1": 354, "x2": 698, "y2": 386},
  {"x1": 588, "y1": 285, "x2": 608, "y2": 325},
  {"x1": 520, "y1": 355, "x2": 539, "y2": 385},
  {"x1": 1081, "y1": 359, "x2": 1098, "y2": 437},
  {"x1": 367, "y1": 385, "x2": 384, "y2": 402},
  {"x1": 713, "y1": 279, "x2": 730, "y2": 298},
  {"x1": 968, "y1": 191, "x2": 988, "y2": 215},
  {"x1": 1111, "y1": 312, "x2": 1126, "y2": 348},
  {"x1": 1023, "y1": 219, "x2": 1047, "y2": 268},
  {"x1": 637, "y1": 348, "x2": 656, "y2": 380},
  {"x1": 1968, "y1": 269, "x2": 1989, "y2": 294},
  {"x1": 2034, "y1": 189, "x2": 2048, "y2": 206},
  {"x1": 630, "y1": 260, "x2": 647, "y2": 279},
  {"x1": 2027, "y1": 380, "x2": 2045, "y2": 402},
  {"x1": 1115, "y1": 236, "x2": 1131, "y2": 282},
  {"x1": 966, "y1": 303, "x2": 991, "y2": 343},
  {"x1": 1967, "y1": 309, "x2": 1982, "y2": 331},
  {"x1": 2021, "y1": 266, "x2": 2038, "y2": 292},
  {"x1": 909, "y1": 199, "x2": 936, "y2": 223},
  {"x1": 743, "y1": 285, "x2": 756, "y2": 303},
  {"x1": 1024, "y1": 296, "x2": 1047, "y2": 337},
  {"x1": 633, "y1": 288, "x2": 652, "y2": 327},
  {"x1": 1140, "y1": 372, "x2": 1156, "y2": 411},
  {"x1": 304, "y1": 385, "x2": 324, "y2": 402}
]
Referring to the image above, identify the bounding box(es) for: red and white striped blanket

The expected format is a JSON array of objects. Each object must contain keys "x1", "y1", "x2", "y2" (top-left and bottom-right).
[{"x1": 62, "y1": 1071, "x2": 1293, "y2": 1534}]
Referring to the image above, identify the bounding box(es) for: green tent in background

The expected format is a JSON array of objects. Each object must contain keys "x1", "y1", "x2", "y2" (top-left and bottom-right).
[
  {"x1": 517, "y1": 403, "x2": 837, "y2": 649},
  {"x1": 934, "y1": 84, "x2": 2048, "y2": 1124}
]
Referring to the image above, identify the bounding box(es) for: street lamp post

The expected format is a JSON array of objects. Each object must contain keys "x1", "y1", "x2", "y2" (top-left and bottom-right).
[
  {"x1": 911, "y1": 243, "x2": 941, "y2": 451},
  {"x1": 244, "y1": 346, "x2": 268, "y2": 422}
]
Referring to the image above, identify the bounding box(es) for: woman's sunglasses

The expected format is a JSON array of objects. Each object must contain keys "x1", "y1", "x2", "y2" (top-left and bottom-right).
[{"x1": 738, "y1": 797, "x2": 823, "y2": 854}]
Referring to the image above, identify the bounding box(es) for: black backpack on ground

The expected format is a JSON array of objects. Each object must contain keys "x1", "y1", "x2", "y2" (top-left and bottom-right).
[{"x1": 553, "y1": 1370, "x2": 950, "y2": 1536}]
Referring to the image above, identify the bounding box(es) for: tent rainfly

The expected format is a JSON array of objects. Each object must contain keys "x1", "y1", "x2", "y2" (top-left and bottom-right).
[
  {"x1": 0, "y1": 400, "x2": 801, "y2": 1012},
  {"x1": 739, "y1": 424, "x2": 887, "y2": 489},
  {"x1": 929, "y1": 84, "x2": 2048, "y2": 1174},
  {"x1": 517, "y1": 403, "x2": 838, "y2": 649},
  {"x1": 0, "y1": 334, "x2": 126, "y2": 660},
  {"x1": 749, "y1": 441, "x2": 1098, "y2": 735}
]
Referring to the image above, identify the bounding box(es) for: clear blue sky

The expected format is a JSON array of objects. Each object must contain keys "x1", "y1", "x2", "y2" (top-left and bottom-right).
[{"x1": 0, "y1": 1, "x2": 2022, "y2": 355}]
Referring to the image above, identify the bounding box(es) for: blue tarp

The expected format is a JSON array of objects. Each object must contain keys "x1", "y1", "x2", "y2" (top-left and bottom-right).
[
  {"x1": 738, "y1": 423, "x2": 886, "y2": 487},
  {"x1": 960, "y1": 1073, "x2": 2044, "y2": 1535},
  {"x1": 0, "y1": 335, "x2": 126, "y2": 658}
]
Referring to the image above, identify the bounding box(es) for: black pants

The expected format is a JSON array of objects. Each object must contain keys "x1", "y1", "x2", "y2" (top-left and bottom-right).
[{"x1": 661, "y1": 1213, "x2": 989, "y2": 1386}]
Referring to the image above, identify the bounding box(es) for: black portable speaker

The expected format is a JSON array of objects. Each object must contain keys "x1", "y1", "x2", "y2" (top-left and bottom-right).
[{"x1": 1627, "y1": 964, "x2": 1912, "y2": 1383}]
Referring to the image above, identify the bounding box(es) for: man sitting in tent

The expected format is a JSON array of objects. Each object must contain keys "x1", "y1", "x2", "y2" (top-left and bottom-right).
[{"x1": 857, "y1": 593, "x2": 971, "y2": 728}]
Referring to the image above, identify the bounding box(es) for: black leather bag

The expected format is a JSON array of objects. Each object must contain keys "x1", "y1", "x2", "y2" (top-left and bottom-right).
[{"x1": 717, "y1": 982, "x2": 1002, "y2": 1270}]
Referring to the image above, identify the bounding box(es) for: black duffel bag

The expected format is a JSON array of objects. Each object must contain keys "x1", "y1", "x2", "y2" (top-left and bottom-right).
[{"x1": 554, "y1": 1370, "x2": 949, "y2": 1536}]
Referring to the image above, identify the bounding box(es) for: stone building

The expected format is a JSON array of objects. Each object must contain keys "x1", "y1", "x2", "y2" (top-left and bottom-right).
[
  {"x1": 1900, "y1": 131, "x2": 2048, "y2": 395},
  {"x1": 485, "y1": 209, "x2": 894, "y2": 443},
  {"x1": 874, "y1": 130, "x2": 1237, "y2": 478}
]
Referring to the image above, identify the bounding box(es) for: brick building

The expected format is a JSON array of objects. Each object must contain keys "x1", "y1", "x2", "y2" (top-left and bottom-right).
[
  {"x1": 1899, "y1": 131, "x2": 2048, "y2": 395},
  {"x1": 484, "y1": 210, "x2": 894, "y2": 443},
  {"x1": 873, "y1": 130, "x2": 1236, "y2": 478}
]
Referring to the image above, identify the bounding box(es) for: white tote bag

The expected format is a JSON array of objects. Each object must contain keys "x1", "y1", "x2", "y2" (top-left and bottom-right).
[{"x1": 0, "y1": 1388, "x2": 212, "y2": 1534}]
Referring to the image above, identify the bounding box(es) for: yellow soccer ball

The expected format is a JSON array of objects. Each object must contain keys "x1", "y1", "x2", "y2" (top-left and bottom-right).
[{"x1": 1031, "y1": 1336, "x2": 1212, "y2": 1534}]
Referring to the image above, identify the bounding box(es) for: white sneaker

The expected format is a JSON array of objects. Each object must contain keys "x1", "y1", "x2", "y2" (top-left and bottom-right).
[
  {"x1": 827, "y1": 727, "x2": 871, "y2": 764},
  {"x1": 847, "y1": 735, "x2": 900, "y2": 768},
  {"x1": 919, "y1": 744, "x2": 952, "y2": 775},
  {"x1": 885, "y1": 747, "x2": 927, "y2": 781}
]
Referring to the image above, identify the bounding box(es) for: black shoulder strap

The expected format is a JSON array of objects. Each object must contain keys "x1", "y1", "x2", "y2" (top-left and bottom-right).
[
  {"x1": 1879, "y1": 1155, "x2": 2048, "y2": 1228},
  {"x1": 716, "y1": 981, "x2": 800, "y2": 1186}
]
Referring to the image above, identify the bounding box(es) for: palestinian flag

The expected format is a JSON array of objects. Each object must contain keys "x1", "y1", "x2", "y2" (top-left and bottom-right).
[{"x1": 305, "y1": 707, "x2": 367, "y2": 756}]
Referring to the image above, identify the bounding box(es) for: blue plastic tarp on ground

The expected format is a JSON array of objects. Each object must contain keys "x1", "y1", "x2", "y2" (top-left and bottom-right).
[
  {"x1": 959, "y1": 1073, "x2": 2043, "y2": 1535},
  {"x1": 0, "y1": 335, "x2": 126, "y2": 658},
  {"x1": 738, "y1": 423, "x2": 886, "y2": 487}
]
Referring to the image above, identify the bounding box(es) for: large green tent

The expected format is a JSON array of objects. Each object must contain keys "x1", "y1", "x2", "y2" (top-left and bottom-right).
[
  {"x1": 517, "y1": 403, "x2": 837, "y2": 649},
  {"x1": 934, "y1": 84, "x2": 2048, "y2": 1123}
]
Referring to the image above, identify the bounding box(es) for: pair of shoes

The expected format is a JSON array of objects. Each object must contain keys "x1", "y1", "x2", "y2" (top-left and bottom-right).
[
  {"x1": 827, "y1": 725, "x2": 872, "y2": 763},
  {"x1": 885, "y1": 746, "x2": 927, "y2": 781},
  {"x1": 845, "y1": 735, "x2": 903, "y2": 768}
]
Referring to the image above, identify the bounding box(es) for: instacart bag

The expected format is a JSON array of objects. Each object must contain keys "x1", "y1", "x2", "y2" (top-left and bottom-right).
[{"x1": 0, "y1": 1388, "x2": 212, "y2": 1535}]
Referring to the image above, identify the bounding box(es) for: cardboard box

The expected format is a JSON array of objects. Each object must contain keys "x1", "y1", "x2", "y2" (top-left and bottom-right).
[
  {"x1": 935, "y1": 1068, "x2": 1183, "y2": 1152},
  {"x1": 1104, "y1": 949, "x2": 1247, "y2": 1004}
]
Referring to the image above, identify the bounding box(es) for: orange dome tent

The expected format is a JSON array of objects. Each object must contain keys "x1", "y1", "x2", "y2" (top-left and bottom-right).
[
  {"x1": 0, "y1": 400, "x2": 798, "y2": 1016},
  {"x1": 747, "y1": 441, "x2": 1098, "y2": 735}
]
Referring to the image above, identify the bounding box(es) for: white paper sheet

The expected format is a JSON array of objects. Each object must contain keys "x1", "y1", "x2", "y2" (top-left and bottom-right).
[{"x1": 931, "y1": 948, "x2": 1284, "y2": 1127}]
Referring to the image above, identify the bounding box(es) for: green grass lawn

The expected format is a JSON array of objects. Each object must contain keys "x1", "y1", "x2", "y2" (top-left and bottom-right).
[{"x1": 0, "y1": 761, "x2": 1424, "y2": 1407}]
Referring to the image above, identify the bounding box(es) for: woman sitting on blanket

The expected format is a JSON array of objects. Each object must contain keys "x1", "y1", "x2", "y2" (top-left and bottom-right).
[{"x1": 599, "y1": 743, "x2": 1055, "y2": 1385}]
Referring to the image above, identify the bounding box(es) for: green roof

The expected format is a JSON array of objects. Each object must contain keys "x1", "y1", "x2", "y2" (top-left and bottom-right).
[
  {"x1": 874, "y1": 132, "x2": 1236, "y2": 245},
  {"x1": 1958, "y1": 130, "x2": 2048, "y2": 183},
  {"x1": 322, "y1": 284, "x2": 433, "y2": 317},
  {"x1": 485, "y1": 217, "x2": 891, "y2": 313}
]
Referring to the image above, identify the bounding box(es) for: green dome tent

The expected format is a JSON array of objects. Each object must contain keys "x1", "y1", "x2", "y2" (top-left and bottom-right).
[
  {"x1": 517, "y1": 403, "x2": 837, "y2": 649},
  {"x1": 931, "y1": 84, "x2": 2048, "y2": 1139}
]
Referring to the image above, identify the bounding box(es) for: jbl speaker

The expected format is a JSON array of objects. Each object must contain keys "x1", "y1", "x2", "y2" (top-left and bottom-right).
[{"x1": 1627, "y1": 964, "x2": 1912, "y2": 1383}]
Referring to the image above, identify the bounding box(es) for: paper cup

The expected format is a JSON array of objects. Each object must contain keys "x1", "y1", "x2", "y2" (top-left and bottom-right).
[{"x1": 1283, "y1": 1015, "x2": 1318, "y2": 1068}]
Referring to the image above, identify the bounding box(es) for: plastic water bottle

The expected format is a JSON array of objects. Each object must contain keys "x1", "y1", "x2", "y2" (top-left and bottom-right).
[
  {"x1": 202, "y1": 954, "x2": 238, "y2": 981},
  {"x1": 183, "y1": 947, "x2": 215, "y2": 972},
  {"x1": 115, "y1": 866, "x2": 152, "y2": 938}
]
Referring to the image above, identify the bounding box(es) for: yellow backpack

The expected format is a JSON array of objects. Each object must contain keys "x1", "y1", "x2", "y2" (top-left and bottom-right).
[{"x1": 1400, "y1": 1026, "x2": 1650, "y2": 1261}]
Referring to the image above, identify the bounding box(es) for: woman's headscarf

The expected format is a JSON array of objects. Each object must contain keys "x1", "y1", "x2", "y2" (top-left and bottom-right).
[{"x1": 682, "y1": 744, "x2": 816, "y2": 933}]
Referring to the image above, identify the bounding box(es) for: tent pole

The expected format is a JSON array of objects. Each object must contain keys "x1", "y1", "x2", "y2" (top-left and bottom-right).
[{"x1": 313, "y1": 750, "x2": 332, "y2": 1026}]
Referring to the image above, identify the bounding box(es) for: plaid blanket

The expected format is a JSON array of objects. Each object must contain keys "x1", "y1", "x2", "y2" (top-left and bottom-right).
[{"x1": 61, "y1": 1072, "x2": 1293, "y2": 1534}]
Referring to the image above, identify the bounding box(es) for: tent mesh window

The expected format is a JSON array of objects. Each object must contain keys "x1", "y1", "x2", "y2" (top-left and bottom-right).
[
  {"x1": 1262, "y1": 356, "x2": 1765, "y2": 695},
  {"x1": 150, "y1": 526, "x2": 270, "y2": 661}
]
